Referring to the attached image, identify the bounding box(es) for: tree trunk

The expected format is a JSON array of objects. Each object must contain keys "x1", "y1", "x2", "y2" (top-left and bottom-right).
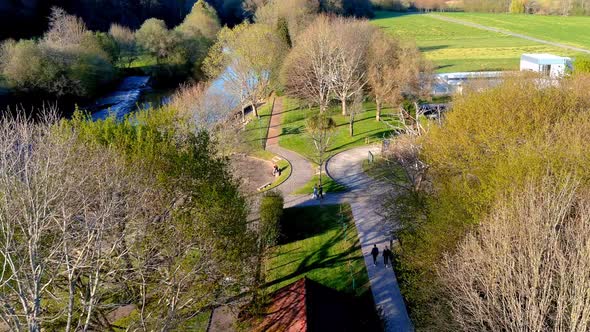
[
  {"x1": 349, "y1": 120, "x2": 354, "y2": 137},
  {"x1": 252, "y1": 102, "x2": 259, "y2": 118},
  {"x1": 341, "y1": 98, "x2": 347, "y2": 116},
  {"x1": 376, "y1": 99, "x2": 381, "y2": 122}
]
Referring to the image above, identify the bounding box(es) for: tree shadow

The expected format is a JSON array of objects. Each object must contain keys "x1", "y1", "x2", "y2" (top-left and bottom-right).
[
  {"x1": 420, "y1": 45, "x2": 449, "y2": 52},
  {"x1": 281, "y1": 126, "x2": 302, "y2": 136}
]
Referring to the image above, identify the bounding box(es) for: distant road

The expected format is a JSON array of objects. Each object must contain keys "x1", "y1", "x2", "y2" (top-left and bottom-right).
[{"x1": 429, "y1": 14, "x2": 590, "y2": 54}]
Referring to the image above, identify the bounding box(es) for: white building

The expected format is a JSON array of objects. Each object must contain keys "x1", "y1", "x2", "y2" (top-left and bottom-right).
[{"x1": 520, "y1": 54, "x2": 572, "y2": 78}]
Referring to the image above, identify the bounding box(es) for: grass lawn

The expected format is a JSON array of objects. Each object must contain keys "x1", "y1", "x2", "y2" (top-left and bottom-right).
[
  {"x1": 279, "y1": 98, "x2": 396, "y2": 162},
  {"x1": 242, "y1": 100, "x2": 274, "y2": 159},
  {"x1": 438, "y1": 12, "x2": 590, "y2": 50},
  {"x1": 293, "y1": 174, "x2": 347, "y2": 194},
  {"x1": 264, "y1": 204, "x2": 369, "y2": 296},
  {"x1": 371, "y1": 11, "x2": 585, "y2": 72}
]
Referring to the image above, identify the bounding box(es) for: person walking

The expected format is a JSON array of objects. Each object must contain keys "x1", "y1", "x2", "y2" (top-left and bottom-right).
[
  {"x1": 383, "y1": 246, "x2": 392, "y2": 268},
  {"x1": 318, "y1": 183, "x2": 324, "y2": 200},
  {"x1": 312, "y1": 185, "x2": 318, "y2": 199},
  {"x1": 371, "y1": 245, "x2": 379, "y2": 266}
]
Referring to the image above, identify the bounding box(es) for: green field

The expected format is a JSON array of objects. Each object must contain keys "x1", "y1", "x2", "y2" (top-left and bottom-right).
[
  {"x1": 371, "y1": 11, "x2": 586, "y2": 72},
  {"x1": 263, "y1": 205, "x2": 369, "y2": 295},
  {"x1": 438, "y1": 12, "x2": 590, "y2": 50}
]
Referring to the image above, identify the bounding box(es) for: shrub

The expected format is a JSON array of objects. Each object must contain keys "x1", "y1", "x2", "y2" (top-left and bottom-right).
[
  {"x1": 259, "y1": 191, "x2": 284, "y2": 247},
  {"x1": 574, "y1": 55, "x2": 590, "y2": 74}
]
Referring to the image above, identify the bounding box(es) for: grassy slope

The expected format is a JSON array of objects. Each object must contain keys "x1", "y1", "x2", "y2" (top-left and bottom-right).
[
  {"x1": 438, "y1": 12, "x2": 590, "y2": 50},
  {"x1": 264, "y1": 205, "x2": 369, "y2": 296},
  {"x1": 279, "y1": 99, "x2": 395, "y2": 162},
  {"x1": 371, "y1": 11, "x2": 584, "y2": 72}
]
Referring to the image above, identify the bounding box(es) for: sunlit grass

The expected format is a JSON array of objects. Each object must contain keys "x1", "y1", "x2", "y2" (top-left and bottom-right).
[{"x1": 264, "y1": 204, "x2": 369, "y2": 296}]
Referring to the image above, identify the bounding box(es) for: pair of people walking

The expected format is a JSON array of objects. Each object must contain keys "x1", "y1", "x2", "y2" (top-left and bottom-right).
[
  {"x1": 371, "y1": 244, "x2": 393, "y2": 268},
  {"x1": 312, "y1": 184, "x2": 324, "y2": 200}
]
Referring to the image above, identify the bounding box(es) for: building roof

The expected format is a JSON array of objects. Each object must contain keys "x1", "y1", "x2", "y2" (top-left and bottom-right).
[
  {"x1": 250, "y1": 278, "x2": 380, "y2": 332},
  {"x1": 521, "y1": 53, "x2": 572, "y2": 65}
]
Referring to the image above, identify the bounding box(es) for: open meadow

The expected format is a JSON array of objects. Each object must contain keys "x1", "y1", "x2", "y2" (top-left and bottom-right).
[
  {"x1": 371, "y1": 11, "x2": 587, "y2": 72},
  {"x1": 437, "y1": 12, "x2": 590, "y2": 50}
]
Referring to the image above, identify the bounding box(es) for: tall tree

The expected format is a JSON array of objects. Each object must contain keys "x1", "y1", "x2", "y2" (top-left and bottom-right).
[
  {"x1": 329, "y1": 17, "x2": 374, "y2": 115},
  {"x1": 177, "y1": 0, "x2": 222, "y2": 40},
  {"x1": 367, "y1": 31, "x2": 428, "y2": 121},
  {"x1": 281, "y1": 15, "x2": 335, "y2": 113},
  {"x1": 204, "y1": 22, "x2": 287, "y2": 120},
  {"x1": 136, "y1": 18, "x2": 180, "y2": 63}
]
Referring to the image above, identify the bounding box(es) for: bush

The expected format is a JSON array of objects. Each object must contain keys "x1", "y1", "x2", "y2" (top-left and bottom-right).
[
  {"x1": 259, "y1": 191, "x2": 284, "y2": 247},
  {"x1": 574, "y1": 55, "x2": 590, "y2": 74}
]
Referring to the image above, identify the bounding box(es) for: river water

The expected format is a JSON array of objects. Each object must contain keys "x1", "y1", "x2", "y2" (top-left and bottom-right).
[{"x1": 89, "y1": 66, "x2": 239, "y2": 121}]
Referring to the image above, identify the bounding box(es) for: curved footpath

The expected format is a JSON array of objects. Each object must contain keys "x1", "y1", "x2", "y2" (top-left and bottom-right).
[{"x1": 265, "y1": 98, "x2": 413, "y2": 331}]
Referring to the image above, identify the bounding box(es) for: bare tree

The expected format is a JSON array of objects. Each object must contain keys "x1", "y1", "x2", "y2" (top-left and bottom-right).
[
  {"x1": 329, "y1": 18, "x2": 374, "y2": 116},
  {"x1": 306, "y1": 113, "x2": 337, "y2": 186},
  {"x1": 281, "y1": 15, "x2": 336, "y2": 113},
  {"x1": 43, "y1": 7, "x2": 88, "y2": 48},
  {"x1": 367, "y1": 31, "x2": 428, "y2": 122},
  {"x1": 170, "y1": 82, "x2": 242, "y2": 156},
  {"x1": 441, "y1": 177, "x2": 590, "y2": 332},
  {"x1": 0, "y1": 113, "x2": 67, "y2": 331}
]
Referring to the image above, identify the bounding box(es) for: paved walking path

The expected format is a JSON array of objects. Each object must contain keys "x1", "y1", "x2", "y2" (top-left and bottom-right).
[
  {"x1": 429, "y1": 14, "x2": 590, "y2": 54},
  {"x1": 265, "y1": 98, "x2": 413, "y2": 331},
  {"x1": 265, "y1": 98, "x2": 315, "y2": 199}
]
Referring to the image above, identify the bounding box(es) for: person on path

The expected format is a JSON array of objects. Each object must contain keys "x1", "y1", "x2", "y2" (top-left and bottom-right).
[
  {"x1": 318, "y1": 184, "x2": 324, "y2": 200},
  {"x1": 383, "y1": 246, "x2": 392, "y2": 268},
  {"x1": 312, "y1": 185, "x2": 318, "y2": 199},
  {"x1": 371, "y1": 245, "x2": 379, "y2": 266}
]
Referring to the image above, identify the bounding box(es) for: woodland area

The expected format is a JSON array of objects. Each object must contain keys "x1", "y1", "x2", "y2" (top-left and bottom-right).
[
  {"x1": 381, "y1": 73, "x2": 590, "y2": 330},
  {"x1": 0, "y1": 0, "x2": 374, "y2": 40}
]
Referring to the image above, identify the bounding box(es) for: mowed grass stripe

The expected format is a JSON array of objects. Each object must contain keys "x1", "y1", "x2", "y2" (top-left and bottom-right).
[{"x1": 371, "y1": 12, "x2": 584, "y2": 72}]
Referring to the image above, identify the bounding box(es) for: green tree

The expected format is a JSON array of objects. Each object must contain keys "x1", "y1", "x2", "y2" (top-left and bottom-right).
[
  {"x1": 574, "y1": 55, "x2": 590, "y2": 74},
  {"x1": 276, "y1": 16, "x2": 292, "y2": 48},
  {"x1": 136, "y1": 18, "x2": 180, "y2": 63},
  {"x1": 204, "y1": 22, "x2": 288, "y2": 119},
  {"x1": 259, "y1": 191, "x2": 284, "y2": 248},
  {"x1": 177, "y1": 0, "x2": 221, "y2": 40}
]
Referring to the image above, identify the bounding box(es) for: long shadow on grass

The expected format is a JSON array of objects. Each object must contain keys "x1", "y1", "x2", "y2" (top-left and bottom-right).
[
  {"x1": 265, "y1": 206, "x2": 363, "y2": 289},
  {"x1": 420, "y1": 45, "x2": 449, "y2": 52},
  {"x1": 328, "y1": 131, "x2": 394, "y2": 152}
]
